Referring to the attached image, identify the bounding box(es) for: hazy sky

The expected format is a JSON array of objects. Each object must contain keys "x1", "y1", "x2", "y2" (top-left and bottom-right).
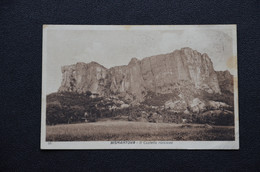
[{"x1": 44, "y1": 26, "x2": 236, "y2": 94}]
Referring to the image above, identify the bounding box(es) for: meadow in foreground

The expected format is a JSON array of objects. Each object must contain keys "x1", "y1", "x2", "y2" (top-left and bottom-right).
[{"x1": 46, "y1": 121, "x2": 234, "y2": 141}]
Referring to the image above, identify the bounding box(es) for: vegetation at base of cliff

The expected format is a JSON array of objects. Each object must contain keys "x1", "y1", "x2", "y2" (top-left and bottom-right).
[
  {"x1": 46, "y1": 91, "x2": 234, "y2": 126},
  {"x1": 126, "y1": 107, "x2": 234, "y2": 126},
  {"x1": 143, "y1": 87, "x2": 234, "y2": 107},
  {"x1": 197, "y1": 90, "x2": 234, "y2": 107},
  {"x1": 46, "y1": 92, "x2": 109, "y2": 125},
  {"x1": 46, "y1": 121, "x2": 235, "y2": 141},
  {"x1": 142, "y1": 91, "x2": 179, "y2": 106}
]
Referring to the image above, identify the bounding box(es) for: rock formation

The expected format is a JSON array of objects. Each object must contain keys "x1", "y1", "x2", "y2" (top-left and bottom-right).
[
  {"x1": 216, "y1": 70, "x2": 234, "y2": 93},
  {"x1": 47, "y1": 48, "x2": 235, "y2": 126},
  {"x1": 59, "y1": 62, "x2": 107, "y2": 94},
  {"x1": 58, "y1": 47, "x2": 231, "y2": 102}
]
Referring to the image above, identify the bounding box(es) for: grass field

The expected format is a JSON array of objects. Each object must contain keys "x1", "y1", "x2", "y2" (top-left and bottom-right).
[{"x1": 46, "y1": 121, "x2": 235, "y2": 141}]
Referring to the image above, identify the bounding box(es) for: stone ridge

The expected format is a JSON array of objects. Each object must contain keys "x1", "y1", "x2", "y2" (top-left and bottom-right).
[{"x1": 58, "y1": 47, "x2": 224, "y2": 101}]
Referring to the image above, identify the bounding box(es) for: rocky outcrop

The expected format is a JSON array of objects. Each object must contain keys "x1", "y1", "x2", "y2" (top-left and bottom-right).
[
  {"x1": 208, "y1": 100, "x2": 231, "y2": 110},
  {"x1": 216, "y1": 70, "x2": 234, "y2": 93},
  {"x1": 188, "y1": 98, "x2": 207, "y2": 114},
  {"x1": 59, "y1": 62, "x2": 108, "y2": 94},
  {"x1": 59, "y1": 48, "x2": 224, "y2": 101},
  {"x1": 164, "y1": 99, "x2": 187, "y2": 112}
]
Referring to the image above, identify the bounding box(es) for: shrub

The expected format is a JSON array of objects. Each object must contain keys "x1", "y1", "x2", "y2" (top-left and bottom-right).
[{"x1": 191, "y1": 111, "x2": 234, "y2": 126}]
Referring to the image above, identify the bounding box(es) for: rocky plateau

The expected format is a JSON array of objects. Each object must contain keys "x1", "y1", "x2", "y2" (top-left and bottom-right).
[{"x1": 57, "y1": 47, "x2": 234, "y2": 117}]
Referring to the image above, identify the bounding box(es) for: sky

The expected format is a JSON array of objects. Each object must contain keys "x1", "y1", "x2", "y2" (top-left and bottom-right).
[{"x1": 44, "y1": 26, "x2": 236, "y2": 94}]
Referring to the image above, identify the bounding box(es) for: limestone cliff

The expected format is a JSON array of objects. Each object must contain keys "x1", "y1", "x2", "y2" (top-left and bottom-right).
[
  {"x1": 58, "y1": 62, "x2": 107, "y2": 94},
  {"x1": 58, "y1": 48, "x2": 225, "y2": 101}
]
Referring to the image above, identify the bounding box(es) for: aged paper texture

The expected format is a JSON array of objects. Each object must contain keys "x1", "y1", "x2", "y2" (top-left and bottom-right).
[{"x1": 41, "y1": 25, "x2": 239, "y2": 149}]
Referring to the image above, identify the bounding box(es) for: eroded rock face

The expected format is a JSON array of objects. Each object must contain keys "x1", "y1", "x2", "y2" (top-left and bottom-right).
[
  {"x1": 164, "y1": 99, "x2": 187, "y2": 112},
  {"x1": 59, "y1": 62, "x2": 107, "y2": 95},
  {"x1": 208, "y1": 100, "x2": 231, "y2": 110},
  {"x1": 58, "y1": 48, "x2": 223, "y2": 101},
  {"x1": 216, "y1": 70, "x2": 234, "y2": 93},
  {"x1": 188, "y1": 98, "x2": 207, "y2": 114}
]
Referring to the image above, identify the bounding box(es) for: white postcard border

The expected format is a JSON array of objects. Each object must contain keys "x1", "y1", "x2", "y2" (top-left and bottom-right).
[{"x1": 41, "y1": 25, "x2": 239, "y2": 150}]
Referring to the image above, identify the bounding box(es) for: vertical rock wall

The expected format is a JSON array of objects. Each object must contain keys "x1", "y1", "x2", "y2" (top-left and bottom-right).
[{"x1": 58, "y1": 48, "x2": 223, "y2": 101}]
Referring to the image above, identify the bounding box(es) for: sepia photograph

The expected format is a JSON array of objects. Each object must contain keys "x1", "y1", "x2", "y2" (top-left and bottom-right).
[{"x1": 41, "y1": 25, "x2": 239, "y2": 149}]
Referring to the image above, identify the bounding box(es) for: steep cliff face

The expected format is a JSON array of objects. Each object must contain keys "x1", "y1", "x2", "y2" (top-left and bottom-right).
[
  {"x1": 58, "y1": 48, "x2": 223, "y2": 101},
  {"x1": 139, "y1": 48, "x2": 220, "y2": 94},
  {"x1": 59, "y1": 62, "x2": 107, "y2": 95}
]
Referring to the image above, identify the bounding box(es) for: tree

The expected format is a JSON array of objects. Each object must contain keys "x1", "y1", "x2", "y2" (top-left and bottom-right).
[{"x1": 46, "y1": 103, "x2": 66, "y2": 125}]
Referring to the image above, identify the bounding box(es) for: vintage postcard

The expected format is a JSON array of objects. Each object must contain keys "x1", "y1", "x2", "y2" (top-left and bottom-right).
[{"x1": 41, "y1": 25, "x2": 239, "y2": 149}]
